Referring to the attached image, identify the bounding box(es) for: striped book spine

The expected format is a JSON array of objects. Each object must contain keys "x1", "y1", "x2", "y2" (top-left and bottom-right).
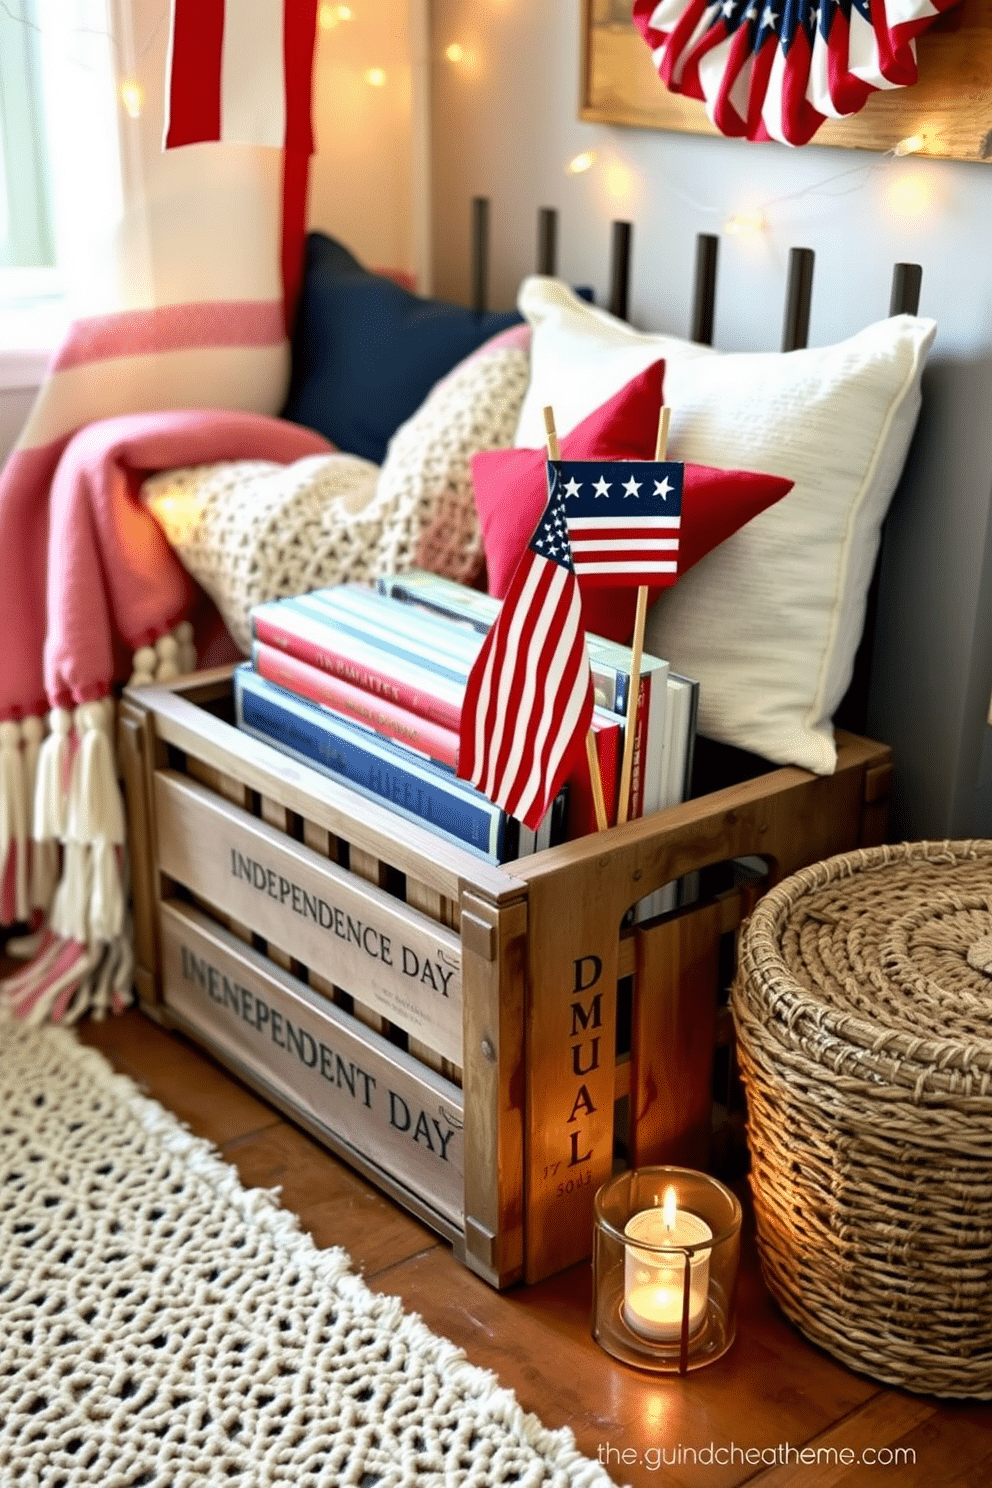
[
  {"x1": 252, "y1": 640, "x2": 460, "y2": 769},
  {"x1": 251, "y1": 596, "x2": 465, "y2": 732}
]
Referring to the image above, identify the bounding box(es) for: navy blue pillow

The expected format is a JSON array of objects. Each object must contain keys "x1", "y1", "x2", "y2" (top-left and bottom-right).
[{"x1": 283, "y1": 234, "x2": 523, "y2": 465}]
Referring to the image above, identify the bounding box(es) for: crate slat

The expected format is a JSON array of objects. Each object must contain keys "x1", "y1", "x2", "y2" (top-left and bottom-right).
[
  {"x1": 154, "y1": 771, "x2": 463, "y2": 1066},
  {"x1": 160, "y1": 900, "x2": 465, "y2": 1227}
]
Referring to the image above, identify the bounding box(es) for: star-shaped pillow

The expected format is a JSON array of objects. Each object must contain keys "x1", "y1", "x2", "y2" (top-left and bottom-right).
[{"x1": 472, "y1": 361, "x2": 794, "y2": 643}]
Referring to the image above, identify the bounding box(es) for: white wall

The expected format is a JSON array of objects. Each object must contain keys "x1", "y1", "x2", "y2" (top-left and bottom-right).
[
  {"x1": 428, "y1": 0, "x2": 992, "y2": 841},
  {"x1": 308, "y1": 0, "x2": 429, "y2": 285}
]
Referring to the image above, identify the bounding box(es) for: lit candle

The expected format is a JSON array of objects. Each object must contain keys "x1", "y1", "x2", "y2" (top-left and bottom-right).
[{"x1": 623, "y1": 1186, "x2": 713, "y2": 1342}]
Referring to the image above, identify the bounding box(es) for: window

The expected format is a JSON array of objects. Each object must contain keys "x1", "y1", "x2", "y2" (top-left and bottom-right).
[{"x1": 0, "y1": 0, "x2": 124, "y2": 350}]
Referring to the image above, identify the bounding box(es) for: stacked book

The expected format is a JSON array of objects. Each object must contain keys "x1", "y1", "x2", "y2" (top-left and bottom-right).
[{"x1": 234, "y1": 571, "x2": 698, "y2": 872}]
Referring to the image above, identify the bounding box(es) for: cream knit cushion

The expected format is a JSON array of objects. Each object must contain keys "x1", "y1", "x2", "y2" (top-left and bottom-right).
[
  {"x1": 144, "y1": 453, "x2": 380, "y2": 652},
  {"x1": 144, "y1": 329, "x2": 531, "y2": 652},
  {"x1": 515, "y1": 277, "x2": 936, "y2": 775},
  {"x1": 375, "y1": 327, "x2": 531, "y2": 584}
]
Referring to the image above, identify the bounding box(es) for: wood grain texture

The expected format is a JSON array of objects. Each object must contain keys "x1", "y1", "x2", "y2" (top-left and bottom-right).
[
  {"x1": 629, "y1": 900, "x2": 723, "y2": 1170},
  {"x1": 154, "y1": 771, "x2": 462, "y2": 1064},
  {"x1": 460, "y1": 890, "x2": 528, "y2": 1287},
  {"x1": 117, "y1": 702, "x2": 161, "y2": 1009},
  {"x1": 134, "y1": 673, "x2": 520, "y2": 907},
  {"x1": 582, "y1": 0, "x2": 992, "y2": 164}
]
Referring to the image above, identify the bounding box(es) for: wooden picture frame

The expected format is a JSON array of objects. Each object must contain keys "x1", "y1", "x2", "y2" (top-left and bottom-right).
[{"x1": 581, "y1": 0, "x2": 992, "y2": 163}]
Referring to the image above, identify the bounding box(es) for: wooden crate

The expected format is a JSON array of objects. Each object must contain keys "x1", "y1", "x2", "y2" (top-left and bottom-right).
[{"x1": 119, "y1": 666, "x2": 893, "y2": 1288}]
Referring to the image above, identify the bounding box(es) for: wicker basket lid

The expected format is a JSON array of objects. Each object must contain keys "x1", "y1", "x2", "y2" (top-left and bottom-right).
[{"x1": 735, "y1": 840, "x2": 992, "y2": 1098}]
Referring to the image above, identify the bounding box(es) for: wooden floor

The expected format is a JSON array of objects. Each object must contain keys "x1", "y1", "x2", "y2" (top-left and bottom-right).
[{"x1": 62, "y1": 1007, "x2": 989, "y2": 1487}]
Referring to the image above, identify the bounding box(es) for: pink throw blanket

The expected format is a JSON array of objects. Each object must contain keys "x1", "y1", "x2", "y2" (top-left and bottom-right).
[{"x1": 0, "y1": 408, "x2": 330, "y2": 1021}]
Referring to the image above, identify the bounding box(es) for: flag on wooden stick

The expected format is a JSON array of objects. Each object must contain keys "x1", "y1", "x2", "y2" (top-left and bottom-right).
[
  {"x1": 551, "y1": 458, "x2": 684, "y2": 587},
  {"x1": 457, "y1": 476, "x2": 595, "y2": 833}
]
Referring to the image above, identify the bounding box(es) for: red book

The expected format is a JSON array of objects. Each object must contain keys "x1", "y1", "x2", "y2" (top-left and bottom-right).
[
  {"x1": 250, "y1": 597, "x2": 465, "y2": 733},
  {"x1": 252, "y1": 641, "x2": 461, "y2": 768}
]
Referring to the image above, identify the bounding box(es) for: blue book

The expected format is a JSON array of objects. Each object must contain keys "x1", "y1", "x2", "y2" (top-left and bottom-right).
[{"x1": 233, "y1": 665, "x2": 519, "y2": 863}]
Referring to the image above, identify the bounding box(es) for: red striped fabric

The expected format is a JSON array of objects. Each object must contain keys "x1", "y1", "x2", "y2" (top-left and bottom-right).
[
  {"x1": 458, "y1": 483, "x2": 594, "y2": 832},
  {"x1": 165, "y1": 0, "x2": 224, "y2": 148},
  {"x1": 283, "y1": 0, "x2": 319, "y2": 156},
  {"x1": 164, "y1": 1, "x2": 318, "y2": 326}
]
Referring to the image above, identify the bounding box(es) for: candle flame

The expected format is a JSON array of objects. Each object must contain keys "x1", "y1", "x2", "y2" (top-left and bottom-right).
[{"x1": 662, "y1": 1186, "x2": 677, "y2": 1231}]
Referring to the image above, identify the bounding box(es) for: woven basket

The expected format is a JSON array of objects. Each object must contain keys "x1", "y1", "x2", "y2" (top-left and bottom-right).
[{"x1": 732, "y1": 839, "x2": 992, "y2": 1398}]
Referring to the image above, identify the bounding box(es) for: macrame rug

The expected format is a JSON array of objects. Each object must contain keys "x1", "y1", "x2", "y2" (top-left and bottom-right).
[{"x1": 0, "y1": 1016, "x2": 619, "y2": 1488}]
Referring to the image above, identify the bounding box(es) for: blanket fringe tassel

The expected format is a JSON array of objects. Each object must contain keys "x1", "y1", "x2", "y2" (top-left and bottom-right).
[{"x1": 1, "y1": 622, "x2": 197, "y2": 1023}]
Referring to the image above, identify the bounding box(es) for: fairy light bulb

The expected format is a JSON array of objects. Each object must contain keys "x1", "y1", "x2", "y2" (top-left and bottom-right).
[
  {"x1": 723, "y1": 211, "x2": 765, "y2": 235},
  {"x1": 604, "y1": 159, "x2": 635, "y2": 204},
  {"x1": 566, "y1": 151, "x2": 596, "y2": 175},
  {"x1": 119, "y1": 80, "x2": 143, "y2": 118},
  {"x1": 366, "y1": 67, "x2": 386, "y2": 87},
  {"x1": 893, "y1": 134, "x2": 925, "y2": 157},
  {"x1": 445, "y1": 43, "x2": 464, "y2": 62},
  {"x1": 886, "y1": 168, "x2": 934, "y2": 218}
]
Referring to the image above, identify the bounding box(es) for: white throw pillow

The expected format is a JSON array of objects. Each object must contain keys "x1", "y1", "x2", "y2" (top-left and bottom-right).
[{"x1": 515, "y1": 277, "x2": 936, "y2": 774}]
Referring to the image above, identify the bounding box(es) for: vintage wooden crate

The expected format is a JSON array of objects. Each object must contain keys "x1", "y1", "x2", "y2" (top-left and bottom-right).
[{"x1": 119, "y1": 666, "x2": 892, "y2": 1288}]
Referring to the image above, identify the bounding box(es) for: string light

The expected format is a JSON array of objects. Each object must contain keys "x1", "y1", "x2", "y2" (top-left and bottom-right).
[
  {"x1": 319, "y1": 4, "x2": 352, "y2": 27},
  {"x1": 723, "y1": 211, "x2": 765, "y2": 235},
  {"x1": 365, "y1": 67, "x2": 386, "y2": 87},
  {"x1": 886, "y1": 168, "x2": 935, "y2": 218},
  {"x1": 119, "y1": 79, "x2": 143, "y2": 118},
  {"x1": 892, "y1": 133, "x2": 925, "y2": 156},
  {"x1": 566, "y1": 151, "x2": 596, "y2": 175},
  {"x1": 445, "y1": 43, "x2": 464, "y2": 62},
  {"x1": 604, "y1": 160, "x2": 634, "y2": 203}
]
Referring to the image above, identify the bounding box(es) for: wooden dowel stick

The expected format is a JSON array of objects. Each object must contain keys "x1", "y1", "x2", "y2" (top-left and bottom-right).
[
  {"x1": 543, "y1": 405, "x2": 609, "y2": 833},
  {"x1": 654, "y1": 405, "x2": 671, "y2": 461},
  {"x1": 585, "y1": 731, "x2": 609, "y2": 833},
  {"x1": 542, "y1": 405, "x2": 561, "y2": 462},
  {"x1": 617, "y1": 405, "x2": 671, "y2": 826},
  {"x1": 617, "y1": 588, "x2": 647, "y2": 827}
]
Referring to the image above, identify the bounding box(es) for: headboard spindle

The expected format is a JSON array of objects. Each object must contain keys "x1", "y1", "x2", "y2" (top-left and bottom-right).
[
  {"x1": 691, "y1": 233, "x2": 719, "y2": 346},
  {"x1": 890, "y1": 262, "x2": 923, "y2": 317},
  {"x1": 782, "y1": 246, "x2": 815, "y2": 352},
  {"x1": 537, "y1": 208, "x2": 558, "y2": 277},
  {"x1": 471, "y1": 195, "x2": 490, "y2": 314},
  {"x1": 609, "y1": 220, "x2": 632, "y2": 321}
]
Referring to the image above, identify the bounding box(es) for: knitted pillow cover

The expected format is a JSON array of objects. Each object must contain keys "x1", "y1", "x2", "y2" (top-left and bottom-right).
[
  {"x1": 146, "y1": 327, "x2": 531, "y2": 649},
  {"x1": 514, "y1": 277, "x2": 936, "y2": 775}
]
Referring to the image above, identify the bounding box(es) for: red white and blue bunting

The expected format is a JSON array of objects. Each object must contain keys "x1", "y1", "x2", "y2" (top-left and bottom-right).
[{"x1": 632, "y1": 0, "x2": 963, "y2": 145}]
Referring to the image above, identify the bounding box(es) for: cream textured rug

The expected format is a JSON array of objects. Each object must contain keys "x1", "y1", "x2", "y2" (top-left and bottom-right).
[{"x1": 0, "y1": 1017, "x2": 617, "y2": 1487}]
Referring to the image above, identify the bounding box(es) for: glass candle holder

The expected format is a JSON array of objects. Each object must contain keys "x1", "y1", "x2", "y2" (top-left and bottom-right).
[{"x1": 592, "y1": 1166, "x2": 742, "y2": 1373}]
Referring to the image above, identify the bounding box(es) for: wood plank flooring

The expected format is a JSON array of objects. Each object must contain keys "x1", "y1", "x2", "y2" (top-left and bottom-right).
[{"x1": 58, "y1": 1006, "x2": 990, "y2": 1487}]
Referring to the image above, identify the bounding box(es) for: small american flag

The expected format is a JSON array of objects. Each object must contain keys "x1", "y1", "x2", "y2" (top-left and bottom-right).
[
  {"x1": 552, "y1": 459, "x2": 683, "y2": 587},
  {"x1": 458, "y1": 479, "x2": 594, "y2": 832}
]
